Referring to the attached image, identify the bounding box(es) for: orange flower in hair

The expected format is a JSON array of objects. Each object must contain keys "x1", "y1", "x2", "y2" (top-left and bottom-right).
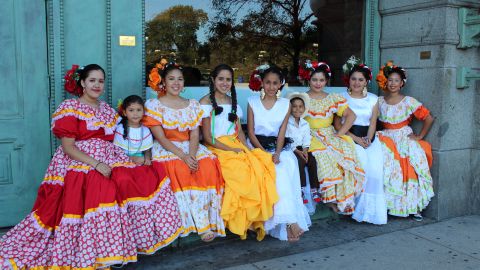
[{"x1": 148, "y1": 58, "x2": 170, "y2": 96}]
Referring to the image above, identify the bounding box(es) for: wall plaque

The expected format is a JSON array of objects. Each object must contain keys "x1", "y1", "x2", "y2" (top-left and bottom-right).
[{"x1": 119, "y1": 36, "x2": 136, "y2": 46}]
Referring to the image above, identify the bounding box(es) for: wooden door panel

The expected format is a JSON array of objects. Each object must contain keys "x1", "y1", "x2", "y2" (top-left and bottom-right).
[{"x1": 0, "y1": 0, "x2": 51, "y2": 227}]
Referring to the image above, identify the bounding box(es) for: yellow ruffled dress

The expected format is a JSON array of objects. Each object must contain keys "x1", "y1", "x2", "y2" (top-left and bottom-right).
[{"x1": 201, "y1": 104, "x2": 278, "y2": 240}]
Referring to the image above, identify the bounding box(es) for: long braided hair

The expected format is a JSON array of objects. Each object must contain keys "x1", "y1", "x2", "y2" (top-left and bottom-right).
[
  {"x1": 119, "y1": 95, "x2": 145, "y2": 139},
  {"x1": 209, "y1": 64, "x2": 238, "y2": 123}
]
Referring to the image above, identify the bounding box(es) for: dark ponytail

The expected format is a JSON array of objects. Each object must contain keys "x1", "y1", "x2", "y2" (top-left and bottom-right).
[{"x1": 119, "y1": 95, "x2": 145, "y2": 139}]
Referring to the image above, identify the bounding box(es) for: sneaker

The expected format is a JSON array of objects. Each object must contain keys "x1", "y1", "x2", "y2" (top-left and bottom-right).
[
  {"x1": 312, "y1": 189, "x2": 321, "y2": 203},
  {"x1": 413, "y1": 213, "x2": 423, "y2": 222}
]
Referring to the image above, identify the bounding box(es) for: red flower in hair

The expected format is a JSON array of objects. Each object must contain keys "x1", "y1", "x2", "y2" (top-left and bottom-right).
[
  {"x1": 64, "y1": 64, "x2": 83, "y2": 96},
  {"x1": 298, "y1": 66, "x2": 311, "y2": 81},
  {"x1": 248, "y1": 70, "x2": 262, "y2": 91}
]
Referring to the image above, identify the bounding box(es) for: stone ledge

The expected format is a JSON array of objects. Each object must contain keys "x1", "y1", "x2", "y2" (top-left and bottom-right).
[{"x1": 380, "y1": 0, "x2": 480, "y2": 16}]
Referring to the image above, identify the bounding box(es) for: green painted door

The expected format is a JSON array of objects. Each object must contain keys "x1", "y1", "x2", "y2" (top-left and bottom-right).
[{"x1": 0, "y1": 0, "x2": 51, "y2": 227}]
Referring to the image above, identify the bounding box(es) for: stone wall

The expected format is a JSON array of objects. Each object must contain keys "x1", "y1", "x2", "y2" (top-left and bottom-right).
[{"x1": 379, "y1": 0, "x2": 480, "y2": 219}]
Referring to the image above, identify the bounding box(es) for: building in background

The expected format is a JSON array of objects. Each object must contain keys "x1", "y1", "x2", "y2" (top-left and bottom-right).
[{"x1": 0, "y1": 0, "x2": 478, "y2": 227}]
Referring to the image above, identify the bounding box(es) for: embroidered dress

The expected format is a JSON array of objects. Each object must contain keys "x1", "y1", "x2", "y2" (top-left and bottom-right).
[
  {"x1": 377, "y1": 96, "x2": 434, "y2": 216},
  {"x1": 144, "y1": 99, "x2": 226, "y2": 238},
  {"x1": 248, "y1": 96, "x2": 311, "y2": 241},
  {"x1": 304, "y1": 93, "x2": 365, "y2": 214},
  {"x1": 341, "y1": 92, "x2": 388, "y2": 224},
  {"x1": 114, "y1": 125, "x2": 153, "y2": 156},
  {"x1": 0, "y1": 99, "x2": 182, "y2": 269},
  {"x1": 202, "y1": 104, "x2": 278, "y2": 241}
]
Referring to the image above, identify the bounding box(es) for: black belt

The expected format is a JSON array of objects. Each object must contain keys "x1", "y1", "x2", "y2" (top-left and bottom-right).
[
  {"x1": 349, "y1": 125, "x2": 375, "y2": 142},
  {"x1": 256, "y1": 135, "x2": 293, "y2": 152}
]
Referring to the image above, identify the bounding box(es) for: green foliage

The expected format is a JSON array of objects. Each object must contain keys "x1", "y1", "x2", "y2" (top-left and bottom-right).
[
  {"x1": 211, "y1": 0, "x2": 317, "y2": 84},
  {"x1": 146, "y1": 5, "x2": 208, "y2": 66}
]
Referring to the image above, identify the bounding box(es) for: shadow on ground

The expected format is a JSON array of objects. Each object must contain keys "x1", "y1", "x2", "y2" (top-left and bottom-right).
[{"x1": 124, "y1": 215, "x2": 434, "y2": 270}]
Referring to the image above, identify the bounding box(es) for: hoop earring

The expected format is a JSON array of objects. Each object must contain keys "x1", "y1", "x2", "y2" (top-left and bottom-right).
[
  {"x1": 362, "y1": 86, "x2": 368, "y2": 97},
  {"x1": 276, "y1": 90, "x2": 281, "y2": 99},
  {"x1": 260, "y1": 89, "x2": 265, "y2": 100}
]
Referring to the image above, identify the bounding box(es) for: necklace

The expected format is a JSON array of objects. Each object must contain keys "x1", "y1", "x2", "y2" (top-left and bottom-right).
[{"x1": 127, "y1": 126, "x2": 144, "y2": 156}]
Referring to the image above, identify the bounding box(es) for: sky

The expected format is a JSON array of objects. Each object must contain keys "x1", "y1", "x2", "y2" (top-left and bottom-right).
[{"x1": 145, "y1": 0, "x2": 217, "y2": 43}]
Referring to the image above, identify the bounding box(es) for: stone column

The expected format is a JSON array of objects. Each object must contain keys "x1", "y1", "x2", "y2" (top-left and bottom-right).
[{"x1": 379, "y1": 0, "x2": 480, "y2": 219}]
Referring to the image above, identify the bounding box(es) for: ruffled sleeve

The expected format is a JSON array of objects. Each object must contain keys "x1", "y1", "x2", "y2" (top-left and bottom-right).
[
  {"x1": 332, "y1": 93, "x2": 349, "y2": 117},
  {"x1": 187, "y1": 100, "x2": 204, "y2": 129},
  {"x1": 52, "y1": 116, "x2": 79, "y2": 139},
  {"x1": 200, "y1": 104, "x2": 212, "y2": 119},
  {"x1": 142, "y1": 126, "x2": 154, "y2": 150},
  {"x1": 413, "y1": 105, "x2": 430, "y2": 120},
  {"x1": 51, "y1": 99, "x2": 80, "y2": 139},
  {"x1": 143, "y1": 99, "x2": 163, "y2": 128}
]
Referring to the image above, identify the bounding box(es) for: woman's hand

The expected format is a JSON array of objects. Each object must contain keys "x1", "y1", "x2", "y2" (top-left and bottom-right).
[
  {"x1": 95, "y1": 162, "x2": 112, "y2": 177},
  {"x1": 181, "y1": 153, "x2": 198, "y2": 171},
  {"x1": 408, "y1": 133, "x2": 423, "y2": 141},
  {"x1": 272, "y1": 152, "x2": 281, "y2": 164},
  {"x1": 362, "y1": 137, "x2": 372, "y2": 147},
  {"x1": 352, "y1": 135, "x2": 368, "y2": 148}
]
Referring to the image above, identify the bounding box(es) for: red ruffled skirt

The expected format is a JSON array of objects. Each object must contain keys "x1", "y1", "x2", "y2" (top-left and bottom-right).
[{"x1": 0, "y1": 138, "x2": 182, "y2": 269}]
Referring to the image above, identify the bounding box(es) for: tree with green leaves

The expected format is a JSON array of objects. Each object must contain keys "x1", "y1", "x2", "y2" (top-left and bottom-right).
[
  {"x1": 212, "y1": 0, "x2": 316, "y2": 84},
  {"x1": 146, "y1": 5, "x2": 208, "y2": 65}
]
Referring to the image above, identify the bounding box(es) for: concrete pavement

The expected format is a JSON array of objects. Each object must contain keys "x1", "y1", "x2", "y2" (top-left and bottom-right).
[
  {"x1": 125, "y1": 215, "x2": 480, "y2": 270},
  {"x1": 223, "y1": 215, "x2": 480, "y2": 270}
]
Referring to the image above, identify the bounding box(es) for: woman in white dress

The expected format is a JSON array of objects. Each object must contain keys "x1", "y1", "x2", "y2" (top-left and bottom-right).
[
  {"x1": 337, "y1": 64, "x2": 388, "y2": 225},
  {"x1": 247, "y1": 65, "x2": 311, "y2": 242}
]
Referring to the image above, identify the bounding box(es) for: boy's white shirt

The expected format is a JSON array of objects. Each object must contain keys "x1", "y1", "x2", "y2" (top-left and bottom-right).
[{"x1": 286, "y1": 115, "x2": 311, "y2": 151}]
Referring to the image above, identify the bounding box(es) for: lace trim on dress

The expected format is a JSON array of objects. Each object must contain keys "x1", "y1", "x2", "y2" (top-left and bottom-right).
[
  {"x1": 307, "y1": 94, "x2": 347, "y2": 119},
  {"x1": 144, "y1": 99, "x2": 203, "y2": 131},
  {"x1": 378, "y1": 96, "x2": 423, "y2": 124},
  {"x1": 51, "y1": 99, "x2": 119, "y2": 135}
]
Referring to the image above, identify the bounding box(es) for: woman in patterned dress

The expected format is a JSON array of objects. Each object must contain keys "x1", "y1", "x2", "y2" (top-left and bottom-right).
[
  {"x1": 377, "y1": 66, "x2": 434, "y2": 221},
  {"x1": 0, "y1": 64, "x2": 183, "y2": 269},
  {"x1": 143, "y1": 63, "x2": 225, "y2": 242},
  {"x1": 304, "y1": 63, "x2": 365, "y2": 214}
]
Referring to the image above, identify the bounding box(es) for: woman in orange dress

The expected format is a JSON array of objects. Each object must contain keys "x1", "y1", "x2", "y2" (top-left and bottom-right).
[
  {"x1": 0, "y1": 64, "x2": 182, "y2": 269},
  {"x1": 144, "y1": 63, "x2": 225, "y2": 242}
]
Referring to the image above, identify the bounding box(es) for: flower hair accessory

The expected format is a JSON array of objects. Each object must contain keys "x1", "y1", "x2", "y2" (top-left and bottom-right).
[
  {"x1": 375, "y1": 60, "x2": 407, "y2": 91},
  {"x1": 116, "y1": 98, "x2": 124, "y2": 115},
  {"x1": 148, "y1": 58, "x2": 169, "y2": 96},
  {"x1": 248, "y1": 64, "x2": 286, "y2": 91},
  {"x1": 298, "y1": 60, "x2": 331, "y2": 81},
  {"x1": 248, "y1": 64, "x2": 270, "y2": 91},
  {"x1": 341, "y1": 56, "x2": 372, "y2": 86},
  {"x1": 63, "y1": 64, "x2": 84, "y2": 96}
]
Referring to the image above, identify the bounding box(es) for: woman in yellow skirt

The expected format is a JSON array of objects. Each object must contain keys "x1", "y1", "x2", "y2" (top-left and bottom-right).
[{"x1": 200, "y1": 64, "x2": 279, "y2": 240}]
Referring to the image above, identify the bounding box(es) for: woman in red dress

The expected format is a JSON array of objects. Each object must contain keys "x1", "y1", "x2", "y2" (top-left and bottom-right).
[{"x1": 0, "y1": 64, "x2": 182, "y2": 269}]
